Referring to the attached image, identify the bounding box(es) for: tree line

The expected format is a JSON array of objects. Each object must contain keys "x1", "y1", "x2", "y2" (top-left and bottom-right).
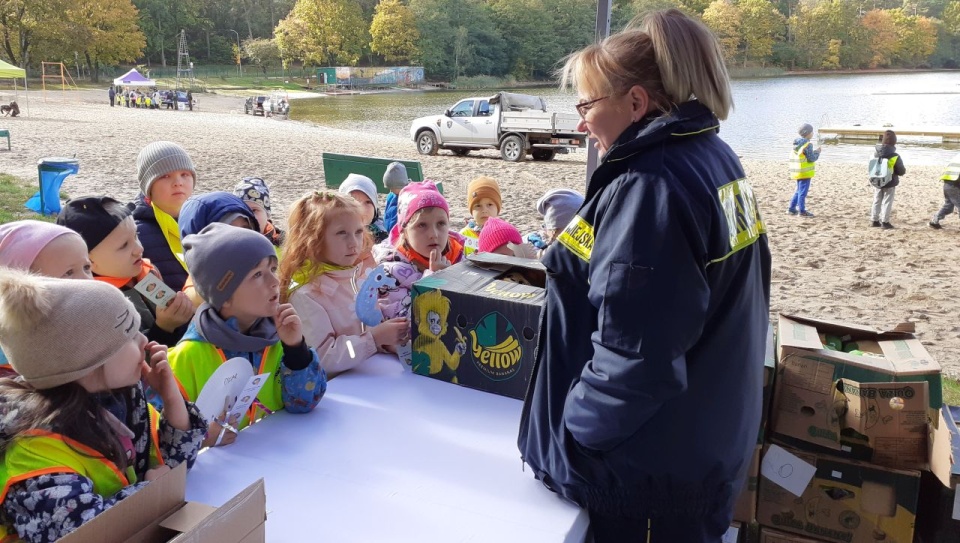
[{"x1": 0, "y1": 0, "x2": 958, "y2": 83}]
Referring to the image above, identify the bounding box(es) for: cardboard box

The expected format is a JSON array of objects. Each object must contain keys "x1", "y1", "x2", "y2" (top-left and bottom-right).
[
  {"x1": 759, "y1": 527, "x2": 825, "y2": 542},
  {"x1": 410, "y1": 253, "x2": 546, "y2": 400},
  {"x1": 734, "y1": 445, "x2": 762, "y2": 524},
  {"x1": 757, "y1": 444, "x2": 921, "y2": 543},
  {"x1": 916, "y1": 405, "x2": 960, "y2": 543},
  {"x1": 60, "y1": 463, "x2": 265, "y2": 543},
  {"x1": 771, "y1": 314, "x2": 942, "y2": 462}
]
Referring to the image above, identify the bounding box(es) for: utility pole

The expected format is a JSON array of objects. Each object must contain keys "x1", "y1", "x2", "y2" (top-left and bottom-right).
[
  {"x1": 176, "y1": 30, "x2": 194, "y2": 92},
  {"x1": 227, "y1": 29, "x2": 242, "y2": 77},
  {"x1": 585, "y1": 0, "x2": 613, "y2": 183}
]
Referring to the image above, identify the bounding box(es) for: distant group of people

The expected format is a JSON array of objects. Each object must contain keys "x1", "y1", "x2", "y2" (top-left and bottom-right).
[
  {"x1": 789, "y1": 124, "x2": 960, "y2": 230},
  {"x1": 108, "y1": 86, "x2": 192, "y2": 111}
]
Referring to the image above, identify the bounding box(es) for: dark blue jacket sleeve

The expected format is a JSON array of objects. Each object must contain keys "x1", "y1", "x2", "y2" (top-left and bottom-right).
[
  {"x1": 563, "y1": 175, "x2": 710, "y2": 452},
  {"x1": 804, "y1": 144, "x2": 821, "y2": 163}
]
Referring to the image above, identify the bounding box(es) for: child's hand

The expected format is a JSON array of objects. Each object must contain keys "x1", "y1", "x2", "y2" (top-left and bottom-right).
[
  {"x1": 145, "y1": 465, "x2": 171, "y2": 481},
  {"x1": 428, "y1": 249, "x2": 450, "y2": 272},
  {"x1": 155, "y1": 292, "x2": 194, "y2": 332},
  {"x1": 141, "y1": 342, "x2": 178, "y2": 400},
  {"x1": 275, "y1": 303, "x2": 303, "y2": 346},
  {"x1": 202, "y1": 409, "x2": 240, "y2": 448},
  {"x1": 372, "y1": 317, "x2": 409, "y2": 347}
]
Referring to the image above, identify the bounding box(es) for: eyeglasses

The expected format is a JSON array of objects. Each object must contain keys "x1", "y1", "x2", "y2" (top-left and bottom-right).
[{"x1": 575, "y1": 96, "x2": 609, "y2": 118}]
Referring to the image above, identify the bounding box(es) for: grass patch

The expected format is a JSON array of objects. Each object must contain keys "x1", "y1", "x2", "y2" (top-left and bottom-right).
[
  {"x1": 943, "y1": 377, "x2": 960, "y2": 406},
  {"x1": 0, "y1": 174, "x2": 55, "y2": 224}
]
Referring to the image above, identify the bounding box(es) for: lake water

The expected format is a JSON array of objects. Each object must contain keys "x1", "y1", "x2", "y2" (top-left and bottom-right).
[{"x1": 291, "y1": 72, "x2": 960, "y2": 165}]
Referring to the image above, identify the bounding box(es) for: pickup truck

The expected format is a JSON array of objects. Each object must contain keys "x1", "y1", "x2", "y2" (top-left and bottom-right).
[{"x1": 409, "y1": 92, "x2": 585, "y2": 162}]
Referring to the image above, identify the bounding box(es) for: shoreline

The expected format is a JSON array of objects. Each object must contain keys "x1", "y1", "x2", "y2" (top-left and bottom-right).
[{"x1": 1, "y1": 90, "x2": 958, "y2": 377}]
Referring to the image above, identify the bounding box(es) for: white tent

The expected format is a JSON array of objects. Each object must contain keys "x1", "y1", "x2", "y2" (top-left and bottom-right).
[
  {"x1": 0, "y1": 59, "x2": 28, "y2": 116},
  {"x1": 113, "y1": 68, "x2": 156, "y2": 87}
]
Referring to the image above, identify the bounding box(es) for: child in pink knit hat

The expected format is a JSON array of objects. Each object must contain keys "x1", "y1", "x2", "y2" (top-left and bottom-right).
[
  {"x1": 478, "y1": 217, "x2": 537, "y2": 258},
  {"x1": 373, "y1": 181, "x2": 466, "y2": 362}
]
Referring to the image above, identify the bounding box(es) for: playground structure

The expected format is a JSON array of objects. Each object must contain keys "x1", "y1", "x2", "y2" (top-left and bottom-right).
[
  {"x1": 175, "y1": 30, "x2": 195, "y2": 91},
  {"x1": 40, "y1": 62, "x2": 79, "y2": 102}
]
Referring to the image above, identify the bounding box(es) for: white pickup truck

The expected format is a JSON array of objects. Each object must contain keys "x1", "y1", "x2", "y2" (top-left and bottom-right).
[{"x1": 409, "y1": 92, "x2": 586, "y2": 162}]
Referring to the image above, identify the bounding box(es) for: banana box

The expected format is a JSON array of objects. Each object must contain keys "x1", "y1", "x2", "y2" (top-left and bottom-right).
[{"x1": 409, "y1": 253, "x2": 545, "y2": 400}]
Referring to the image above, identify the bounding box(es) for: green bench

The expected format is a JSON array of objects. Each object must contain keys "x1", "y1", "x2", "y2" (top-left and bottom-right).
[
  {"x1": 0, "y1": 129, "x2": 9, "y2": 151},
  {"x1": 322, "y1": 153, "x2": 439, "y2": 194}
]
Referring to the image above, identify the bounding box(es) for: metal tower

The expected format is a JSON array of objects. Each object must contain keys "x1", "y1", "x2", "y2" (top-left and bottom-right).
[{"x1": 175, "y1": 30, "x2": 194, "y2": 91}]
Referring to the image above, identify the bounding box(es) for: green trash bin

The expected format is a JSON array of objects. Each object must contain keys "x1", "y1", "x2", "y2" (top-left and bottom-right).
[{"x1": 322, "y1": 153, "x2": 435, "y2": 194}]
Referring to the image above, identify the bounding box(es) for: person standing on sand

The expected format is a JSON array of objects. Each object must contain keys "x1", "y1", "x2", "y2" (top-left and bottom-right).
[
  {"x1": 929, "y1": 151, "x2": 960, "y2": 229},
  {"x1": 869, "y1": 130, "x2": 905, "y2": 229},
  {"x1": 108, "y1": 86, "x2": 115, "y2": 107},
  {"x1": 788, "y1": 123, "x2": 821, "y2": 217},
  {"x1": 517, "y1": 9, "x2": 771, "y2": 542}
]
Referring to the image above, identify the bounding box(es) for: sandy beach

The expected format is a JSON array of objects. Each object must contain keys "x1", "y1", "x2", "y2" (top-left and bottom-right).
[{"x1": 2, "y1": 89, "x2": 958, "y2": 376}]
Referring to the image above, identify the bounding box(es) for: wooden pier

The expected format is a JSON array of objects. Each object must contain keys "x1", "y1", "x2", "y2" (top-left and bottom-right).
[{"x1": 820, "y1": 125, "x2": 960, "y2": 143}]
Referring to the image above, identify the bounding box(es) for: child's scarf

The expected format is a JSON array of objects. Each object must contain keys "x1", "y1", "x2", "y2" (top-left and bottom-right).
[
  {"x1": 397, "y1": 236, "x2": 464, "y2": 272},
  {"x1": 152, "y1": 203, "x2": 187, "y2": 272},
  {"x1": 95, "y1": 259, "x2": 156, "y2": 289},
  {"x1": 288, "y1": 260, "x2": 355, "y2": 294}
]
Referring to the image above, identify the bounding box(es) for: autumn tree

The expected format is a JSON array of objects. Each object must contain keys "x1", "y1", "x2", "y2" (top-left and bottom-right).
[
  {"x1": 703, "y1": 0, "x2": 742, "y2": 61},
  {"x1": 243, "y1": 37, "x2": 282, "y2": 74},
  {"x1": 790, "y1": 0, "x2": 866, "y2": 69},
  {"x1": 861, "y1": 9, "x2": 899, "y2": 67},
  {"x1": 890, "y1": 9, "x2": 938, "y2": 66},
  {"x1": 370, "y1": 0, "x2": 419, "y2": 63},
  {"x1": 274, "y1": 0, "x2": 367, "y2": 66},
  {"x1": 0, "y1": 0, "x2": 70, "y2": 67},
  {"x1": 64, "y1": 0, "x2": 145, "y2": 82},
  {"x1": 738, "y1": 0, "x2": 784, "y2": 66},
  {"x1": 408, "y1": 0, "x2": 506, "y2": 80}
]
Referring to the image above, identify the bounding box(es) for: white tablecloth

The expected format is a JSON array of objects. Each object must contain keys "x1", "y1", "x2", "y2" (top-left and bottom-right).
[{"x1": 185, "y1": 354, "x2": 588, "y2": 542}]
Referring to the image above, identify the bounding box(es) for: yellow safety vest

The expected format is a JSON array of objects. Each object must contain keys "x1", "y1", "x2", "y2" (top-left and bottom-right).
[
  {"x1": 460, "y1": 227, "x2": 480, "y2": 255},
  {"x1": 168, "y1": 341, "x2": 285, "y2": 429},
  {"x1": 940, "y1": 153, "x2": 960, "y2": 182},
  {"x1": 789, "y1": 142, "x2": 815, "y2": 180},
  {"x1": 0, "y1": 407, "x2": 164, "y2": 542}
]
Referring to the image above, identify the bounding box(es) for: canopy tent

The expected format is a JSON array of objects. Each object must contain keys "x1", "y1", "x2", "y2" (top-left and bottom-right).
[
  {"x1": 0, "y1": 58, "x2": 28, "y2": 116},
  {"x1": 113, "y1": 68, "x2": 156, "y2": 87}
]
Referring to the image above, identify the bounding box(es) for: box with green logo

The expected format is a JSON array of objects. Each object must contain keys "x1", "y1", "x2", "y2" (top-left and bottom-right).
[
  {"x1": 408, "y1": 253, "x2": 546, "y2": 400},
  {"x1": 771, "y1": 314, "x2": 942, "y2": 466}
]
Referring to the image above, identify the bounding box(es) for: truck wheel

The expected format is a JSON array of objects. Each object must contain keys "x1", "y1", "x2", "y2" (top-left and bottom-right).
[
  {"x1": 532, "y1": 149, "x2": 556, "y2": 161},
  {"x1": 452, "y1": 148, "x2": 471, "y2": 157},
  {"x1": 500, "y1": 135, "x2": 526, "y2": 162},
  {"x1": 417, "y1": 131, "x2": 439, "y2": 156}
]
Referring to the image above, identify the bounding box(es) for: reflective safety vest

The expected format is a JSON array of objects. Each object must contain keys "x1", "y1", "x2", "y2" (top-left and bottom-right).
[
  {"x1": 941, "y1": 153, "x2": 960, "y2": 182},
  {"x1": 168, "y1": 341, "x2": 284, "y2": 429},
  {"x1": 0, "y1": 407, "x2": 164, "y2": 542},
  {"x1": 461, "y1": 227, "x2": 479, "y2": 255},
  {"x1": 789, "y1": 142, "x2": 815, "y2": 180}
]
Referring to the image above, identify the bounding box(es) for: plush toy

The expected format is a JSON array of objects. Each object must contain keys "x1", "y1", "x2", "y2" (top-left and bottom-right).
[
  {"x1": 411, "y1": 289, "x2": 466, "y2": 383},
  {"x1": 355, "y1": 264, "x2": 399, "y2": 326}
]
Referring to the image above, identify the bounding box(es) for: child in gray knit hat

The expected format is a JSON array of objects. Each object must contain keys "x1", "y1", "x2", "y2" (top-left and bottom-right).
[
  {"x1": 0, "y1": 268, "x2": 207, "y2": 540},
  {"x1": 524, "y1": 188, "x2": 584, "y2": 258},
  {"x1": 132, "y1": 141, "x2": 197, "y2": 293},
  {"x1": 168, "y1": 223, "x2": 327, "y2": 447},
  {"x1": 383, "y1": 162, "x2": 410, "y2": 233}
]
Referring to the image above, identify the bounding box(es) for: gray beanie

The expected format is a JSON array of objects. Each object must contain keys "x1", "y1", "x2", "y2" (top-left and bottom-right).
[
  {"x1": 183, "y1": 223, "x2": 276, "y2": 311},
  {"x1": 383, "y1": 162, "x2": 410, "y2": 191},
  {"x1": 537, "y1": 188, "x2": 584, "y2": 230},
  {"x1": 798, "y1": 123, "x2": 813, "y2": 138},
  {"x1": 339, "y1": 173, "x2": 379, "y2": 206},
  {"x1": 136, "y1": 141, "x2": 196, "y2": 198},
  {"x1": 0, "y1": 268, "x2": 140, "y2": 389}
]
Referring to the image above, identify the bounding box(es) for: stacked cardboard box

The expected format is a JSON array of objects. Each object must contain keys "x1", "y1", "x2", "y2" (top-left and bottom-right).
[{"x1": 753, "y1": 314, "x2": 954, "y2": 543}]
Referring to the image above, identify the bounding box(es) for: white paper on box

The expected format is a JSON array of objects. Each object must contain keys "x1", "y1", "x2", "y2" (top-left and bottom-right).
[
  {"x1": 953, "y1": 484, "x2": 959, "y2": 520},
  {"x1": 761, "y1": 445, "x2": 817, "y2": 497},
  {"x1": 722, "y1": 525, "x2": 739, "y2": 543}
]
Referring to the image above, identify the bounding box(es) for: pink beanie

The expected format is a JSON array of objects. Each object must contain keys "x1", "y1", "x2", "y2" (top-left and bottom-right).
[
  {"x1": 478, "y1": 217, "x2": 522, "y2": 253},
  {"x1": 0, "y1": 220, "x2": 83, "y2": 270},
  {"x1": 390, "y1": 180, "x2": 449, "y2": 244}
]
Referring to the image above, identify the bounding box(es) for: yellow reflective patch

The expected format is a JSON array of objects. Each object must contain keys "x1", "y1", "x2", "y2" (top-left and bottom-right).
[
  {"x1": 558, "y1": 215, "x2": 594, "y2": 262},
  {"x1": 711, "y1": 178, "x2": 766, "y2": 265}
]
